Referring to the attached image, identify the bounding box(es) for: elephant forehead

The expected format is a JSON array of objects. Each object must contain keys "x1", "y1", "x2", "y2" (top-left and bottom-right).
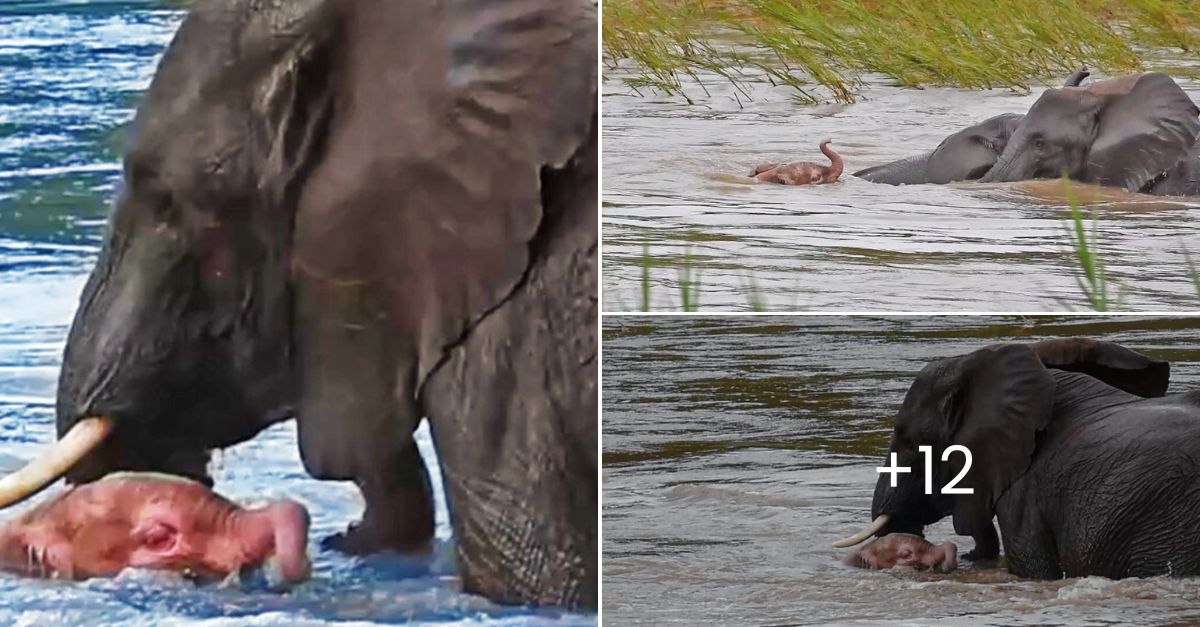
[
  {"x1": 1083, "y1": 72, "x2": 1147, "y2": 96},
  {"x1": 1027, "y1": 90, "x2": 1099, "y2": 125}
]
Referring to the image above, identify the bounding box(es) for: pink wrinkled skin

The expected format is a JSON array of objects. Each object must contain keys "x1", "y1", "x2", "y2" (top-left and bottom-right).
[
  {"x1": 842, "y1": 533, "x2": 958, "y2": 573},
  {"x1": 749, "y1": 139, "x2": 844, "y2": 185},
  {"x1": 0, "y1": 473, "x2": 311, "y2": 585}
]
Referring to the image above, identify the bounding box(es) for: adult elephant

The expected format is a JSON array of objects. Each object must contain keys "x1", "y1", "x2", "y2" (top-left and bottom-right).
[
  {"x1": 6, "y1": 0, "x2": 596, "y2": 610},
  {"x1": 835, "y1": 338, "x2": 1200, "y2": 580},
  {"x1": 980, "y1": 72, "x2": 1200, "y2": 195},
  {"x1": 854, "y1": 68, "x2": 1090, "y2": 185}
]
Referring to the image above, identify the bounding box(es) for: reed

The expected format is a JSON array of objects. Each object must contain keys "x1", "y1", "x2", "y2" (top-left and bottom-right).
[
  {"x1": 605, "y1": 0, "x2": 1200, "y2": 103},
  {"x1": 1063, "y1": 179, "x2": 1112, "y2": 312}
]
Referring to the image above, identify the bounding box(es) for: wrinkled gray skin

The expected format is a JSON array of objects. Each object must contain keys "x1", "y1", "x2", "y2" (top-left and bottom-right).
[
  {"x1": 55, "y1": 0, "x2": 596, "y2": 609},
  {"x1": 854, "y1": 68, "x2": 1089, "y2": 185},
  {"x1": 842, "y1": 533, "x2": 957, "y2": 572},
  {"x1": 854, "y1": 113, "x2": 1025, "y2": 185},
  {"x1": 980, "y1": 72, "x2": 1200, "y2": 194},
  {"x1": 867, "y1": 338, "x2": 1200, "y2": 579}
]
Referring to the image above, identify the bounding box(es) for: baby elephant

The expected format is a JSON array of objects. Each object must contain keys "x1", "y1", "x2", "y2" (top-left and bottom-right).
[
  {"x1": 842, "y1": 533, "x2": 957, "y2": 572},
  {"x1": 0, "y1": 473, "x2": 311, "y2": 586},
  {"x1": 750, "y1": 139, "x2": 843, "y2": 185}
]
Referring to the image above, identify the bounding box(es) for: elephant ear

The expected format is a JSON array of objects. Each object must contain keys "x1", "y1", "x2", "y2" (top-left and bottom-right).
[
  {"x1": 290, "y1": 0, "x2": 596, "y2": 477},
  {"x1": 943, "y1": 345, "x2": 1055, "y2": 538},
  {"x1": 1086, "y1": 73, "x2": 1200, "y2": 192},
  {"x1": 1029, "y1": 338, "x2": 1169, "y2": 398}
]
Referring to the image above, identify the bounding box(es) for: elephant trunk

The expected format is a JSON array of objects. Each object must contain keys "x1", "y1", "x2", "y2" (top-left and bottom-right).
[
  {"x1": 980, "y1": 126, "x2": 1035, "y2": 183},
  {"x1": 820, "y1": 139, "x2": 843, "y2": 181},
  {"x1": 853, "y1": 151, "x2": 932, "y2": 185},
  {"x1": 979, "y1": 148, "x2": 1022, "y2": 182}
]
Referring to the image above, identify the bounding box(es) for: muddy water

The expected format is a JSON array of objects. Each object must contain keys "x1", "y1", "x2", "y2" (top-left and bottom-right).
[
  {"x1": 602, "y1": 316, "x2": 1200, "y2": 625},
  {"x1": 602, "y1": 64, "x2": 1200, "y2": 311}
]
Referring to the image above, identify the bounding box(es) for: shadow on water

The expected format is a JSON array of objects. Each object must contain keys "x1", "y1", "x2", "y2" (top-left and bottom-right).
[
  {"x1": 602, "y1": 64, "x2": 1200, "y2": 311},
  {"x1": 602, "y1": 316, "x2": 1200, "y2": 625}
]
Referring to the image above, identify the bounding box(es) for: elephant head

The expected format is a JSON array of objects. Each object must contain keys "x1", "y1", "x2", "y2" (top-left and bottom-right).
[
  {"x1": 852, "y1": 67, "x2": 1090, "y2": 186},
  {"x1": 980, "y1": 73, "x2": 1200, "y2": 191},
  {"x1": 52, "y1": 0, "x2": 337, "y2": 484},
  {"x1": 854, "y1": 113, "x2": 1024, "y2": 185},
  {"x1": 835, "y1": 339, "x2": 1169, "y2": 555},
  {"x1": 21, "y1": 0, "x2": 596, "y2": 610}
]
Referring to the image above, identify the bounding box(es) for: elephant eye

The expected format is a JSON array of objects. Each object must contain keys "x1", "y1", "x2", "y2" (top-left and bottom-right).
[{"x1": 1033, "y1": 138, "x2": 1046, "y2": 151}]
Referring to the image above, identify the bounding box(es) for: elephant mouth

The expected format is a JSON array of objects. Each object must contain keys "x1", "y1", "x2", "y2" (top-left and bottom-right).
[{"x1": 0, "y1": 416, "x2": 112, "y2": 510}]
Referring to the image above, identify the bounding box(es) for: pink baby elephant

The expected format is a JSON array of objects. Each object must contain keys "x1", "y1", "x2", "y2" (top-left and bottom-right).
[
  {"x1": 842, "y1": 533, "x2": 958, "y2": 572},
  {"x1": 0, "y1": 472, "x2": 311, "y2": 585},
  {"x1": 750, "y1": 139, "x2": 844, "y2": 185}
]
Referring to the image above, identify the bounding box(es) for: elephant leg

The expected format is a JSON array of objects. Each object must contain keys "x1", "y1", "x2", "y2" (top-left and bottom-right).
[
  {"x1": 420, "y1": 117, "x2": 597, "y2": 610},
  {"x1": 321, "y1": 438, "x2": 435, "y2": 555},
  {"x1": 996, "y1": 497, "x2": 1062, "y2": 578},
  {"x1": 962, "y1": 522, "x2": 1000, "y2": 561}
]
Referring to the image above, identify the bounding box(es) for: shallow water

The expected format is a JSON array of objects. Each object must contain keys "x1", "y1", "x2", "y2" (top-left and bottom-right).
[
  {"x1": 602, "y1": 316, "x2": 1200, "y2": 625},
  {"x1": 0, "y1": 2, "x2": 592, "y2": 624},
  {"x1": 602, "y1": 63, "x2": 1200, "y2": 311}
]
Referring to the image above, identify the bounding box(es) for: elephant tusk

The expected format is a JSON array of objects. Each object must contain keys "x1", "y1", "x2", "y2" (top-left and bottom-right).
[
  {"x1": 0, "y1": 416, "x2": 112, "y2": 509},
  {"x1": 832, "y1": 514, "x2": 891, "y2": 548}
]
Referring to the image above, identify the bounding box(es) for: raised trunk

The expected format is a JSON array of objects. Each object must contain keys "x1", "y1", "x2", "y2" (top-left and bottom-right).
[{"x1": 820, "y1": 140, "x2": 843, "y2": 181}]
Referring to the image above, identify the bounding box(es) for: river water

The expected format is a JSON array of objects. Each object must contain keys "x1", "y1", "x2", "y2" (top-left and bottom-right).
[
  {"x1": 0, "y1": 2, "x2": 591, "y2": 624},
  {"x1": 602, "y1": 315, "x2": 1200, "y2": 625},
  {"x1": 602, "y1": 62, "x2": 1200, "y2": 311}
]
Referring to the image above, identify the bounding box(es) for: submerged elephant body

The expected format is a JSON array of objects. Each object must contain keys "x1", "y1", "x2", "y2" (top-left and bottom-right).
[
  {"x1": 0, "y1": 474, "x2": 310, "y2": 584},
  {"x1": 41, "y1": 0, "x2": 596, "y2": 609},
  {"x1": 839, "y1": 338, "x2": 1200, "y2": 580},
  {"x1": 853, "y1": 68, "x2": 1089, "y2": 186},
  {"x1": 856, "y1": 69, "x2": 1200, "y2": 195},
  {"x1": 980, "y1": 73, "x2": 1200, "y2": 194}
]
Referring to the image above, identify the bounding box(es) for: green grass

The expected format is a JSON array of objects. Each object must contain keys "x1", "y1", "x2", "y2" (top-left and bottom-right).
[
  {"x1": 1060, "y1": 178, "x2": 1200, "y2": 311},
  {"x1": 604, "y1": 0, "x2": 1200, "y2": 103},
  {"x1": 678, "y1": 250, "x2": 701, "y2": 311},
  {"x1": 1185, "y1": 249, "x2": 1200, "y2": 302},
  {"x1": 1063, "y1": 178, "x2": 1113, "y2": 312}
]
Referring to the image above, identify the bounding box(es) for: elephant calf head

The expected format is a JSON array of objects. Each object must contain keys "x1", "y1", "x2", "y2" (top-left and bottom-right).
[
  {"x1": 981, "y1": 72, "x2": 1200, "y2": 191},
  {"x1": 835, "y1": 338, "x2": 1169, "y2": 554}
]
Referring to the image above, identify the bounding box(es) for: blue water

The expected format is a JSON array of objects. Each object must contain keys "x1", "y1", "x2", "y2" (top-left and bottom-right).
[{"x1": 0, "y1": 2, "x2": 593, "y2": 624}]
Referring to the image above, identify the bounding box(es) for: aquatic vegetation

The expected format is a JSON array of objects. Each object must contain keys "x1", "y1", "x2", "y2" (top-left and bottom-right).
[
  {"x1": 678, "y1": 250, "x2": 701, "y2": 312},
  {"x1": 604, "y1": 0, "x2": 1200, "y2": 103},
  {"x1": 635, "y1": 245, "x2": 771, "y2": 311},
  {"x1": 1063, "y1": 180, "x2": 1114, "y2": 312},
  {"x1": 1186, "y1": 249, "x2": 1200, "y2": 302}
]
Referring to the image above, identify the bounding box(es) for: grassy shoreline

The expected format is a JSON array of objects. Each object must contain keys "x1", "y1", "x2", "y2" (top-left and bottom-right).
[{"x1": 604, "y1": 0, "x2": 1200, "y2": 103}]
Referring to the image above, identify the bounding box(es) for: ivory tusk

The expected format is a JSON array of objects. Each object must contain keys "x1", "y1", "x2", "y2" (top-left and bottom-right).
[
  {"x1": 0, "y1": 416, "x2": 112, "y2": 509},
  {"x1": 832, "y1": 513, "x2": 891, "y2": 548}
]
